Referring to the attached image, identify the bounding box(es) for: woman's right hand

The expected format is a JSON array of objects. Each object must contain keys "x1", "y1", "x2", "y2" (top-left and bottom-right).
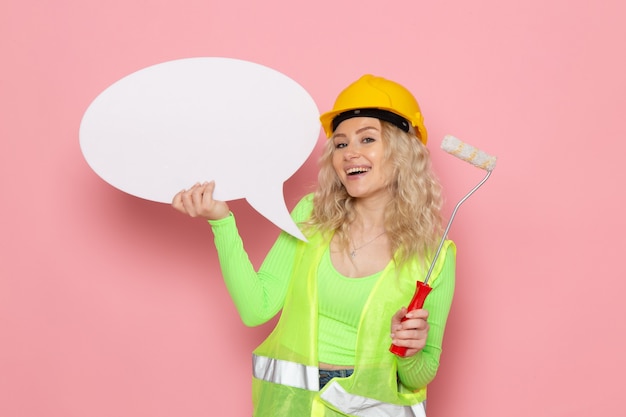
[{"x1": 172, "y1": 181, "x2": 230, "y2": 221}]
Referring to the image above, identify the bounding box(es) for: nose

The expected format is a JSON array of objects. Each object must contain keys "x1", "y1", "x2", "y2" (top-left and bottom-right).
[{"x1": 343, "y1": 143, "x2": 360, "y2": 160}]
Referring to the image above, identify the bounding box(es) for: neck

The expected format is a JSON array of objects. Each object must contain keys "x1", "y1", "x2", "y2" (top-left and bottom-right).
[{"x1": 352, "y1": 196, "x2": 389, "y2": 231}]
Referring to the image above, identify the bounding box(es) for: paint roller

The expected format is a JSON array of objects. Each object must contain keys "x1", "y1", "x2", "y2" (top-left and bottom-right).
[{"x1": 390, "y1": 135, "x2": 497, "y2": 357}]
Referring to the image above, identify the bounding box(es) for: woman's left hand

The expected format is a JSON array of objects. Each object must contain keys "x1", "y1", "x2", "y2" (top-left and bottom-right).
[{"x1": 390, "y1": 307, "x2": 430, "y2": 357}]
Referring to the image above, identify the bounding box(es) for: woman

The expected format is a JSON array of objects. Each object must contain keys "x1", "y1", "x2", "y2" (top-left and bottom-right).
[{"x1": 172, "y1": 74, "x2": 456, "y2": 417}]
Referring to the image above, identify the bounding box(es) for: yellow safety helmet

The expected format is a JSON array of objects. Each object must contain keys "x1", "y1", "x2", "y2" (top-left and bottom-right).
[{"x1": 319, "y1": 74, "x2": 428, "y2": 144}]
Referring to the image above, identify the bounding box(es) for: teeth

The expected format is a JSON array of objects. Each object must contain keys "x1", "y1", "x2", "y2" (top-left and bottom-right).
[{"x1": 346, "y1": 167, "x2": 370, "y2": 175}]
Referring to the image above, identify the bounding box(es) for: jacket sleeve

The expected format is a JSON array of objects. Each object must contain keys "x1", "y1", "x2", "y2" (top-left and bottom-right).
[
  {"x1": 396, "y1": 246, "x2": 456, "y2": 390},
  {"x1": 208, "y1": 195, "x2": 313, "y2": 327}
]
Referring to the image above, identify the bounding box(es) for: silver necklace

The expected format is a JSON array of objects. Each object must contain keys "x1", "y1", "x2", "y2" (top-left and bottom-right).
[{"x1": 350, "y1": 231, "x2": 386, "y2": 258}]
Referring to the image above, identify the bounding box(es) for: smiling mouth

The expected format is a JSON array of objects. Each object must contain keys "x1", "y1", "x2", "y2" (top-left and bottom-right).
[{"x1": 346, "y1": 167, "x2": 371, "y2": 175}]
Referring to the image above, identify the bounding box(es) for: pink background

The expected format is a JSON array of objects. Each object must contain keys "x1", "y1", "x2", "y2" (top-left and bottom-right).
[{"x1": 1, "y1": 0, "x2": 625, "y2": 416}]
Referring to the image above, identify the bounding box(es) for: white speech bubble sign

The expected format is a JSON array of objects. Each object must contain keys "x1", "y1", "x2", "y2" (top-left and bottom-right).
[{"x1": 79, "y1": 57, "x2": 320, "y2": 241}]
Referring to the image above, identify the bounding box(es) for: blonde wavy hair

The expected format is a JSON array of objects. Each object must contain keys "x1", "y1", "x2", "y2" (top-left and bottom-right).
[{"x1": 306, "y1": 121, "x2": 444, "y2": 267}]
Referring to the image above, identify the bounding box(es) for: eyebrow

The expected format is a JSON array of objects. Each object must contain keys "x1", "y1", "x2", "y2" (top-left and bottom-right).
[{"x1": 332, "y1": 125, "x2": 380, "y2": 139}]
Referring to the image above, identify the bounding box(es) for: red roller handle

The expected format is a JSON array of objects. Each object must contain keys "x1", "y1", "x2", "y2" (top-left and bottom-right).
[{"x1": 389, "y1": 281, "x2": 432, "y2": 357}]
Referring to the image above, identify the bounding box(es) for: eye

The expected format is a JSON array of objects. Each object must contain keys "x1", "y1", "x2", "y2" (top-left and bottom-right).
[
  {"x1": 362, "y1": 136, "x2": 376, "y2": 143},
  {"x1": 334, "y1": 142, "x2": 347, "y2": 149}
]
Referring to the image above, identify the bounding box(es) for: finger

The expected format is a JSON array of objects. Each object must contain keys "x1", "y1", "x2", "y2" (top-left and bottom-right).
[
  {"x1": 205, "y1": 180, "x2": 216, "y2": 194},
  {"x1": 390, "y1": 330, "x2": 425, "y2": 350},
  {"x1": 174, "y1": 189, "x2": 195, "y2": 215},
  {"x1": 392, "y1": 317, "x2": 429, "y2": 339},
  {"x1": 201, "y1": 181, "x2": 216, "y2": 206},
  {"x1": 391, "y1": 327, "x2": 429, "y2": 349},
  {"x1": 405, "y1": 308, "x2": 429, "y2": 320},
  {"x1": 171, "y1": 190, "x2": 186, "y2": 213},
  {"x1": 400, "y1": 317, "x2": 430, "y2": 333},
  {"x1": 181, "y1": 187, "x2": 199, "y2": 217},
  {"x1": 390, "y1": 307, "x2": 408, "y2": 331},
  {"x1": 392, "y1": 307, "x2": 407, "y2": 322},
  {"x1": 394, "y1": 322, "x2": 429, "y2": 338},
  {"x1": 396, "y1": 336, "x2": 427, "y2": 353},
  {"x1": 191, "y1": 183, "x2": 206, "y2": 209}
]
